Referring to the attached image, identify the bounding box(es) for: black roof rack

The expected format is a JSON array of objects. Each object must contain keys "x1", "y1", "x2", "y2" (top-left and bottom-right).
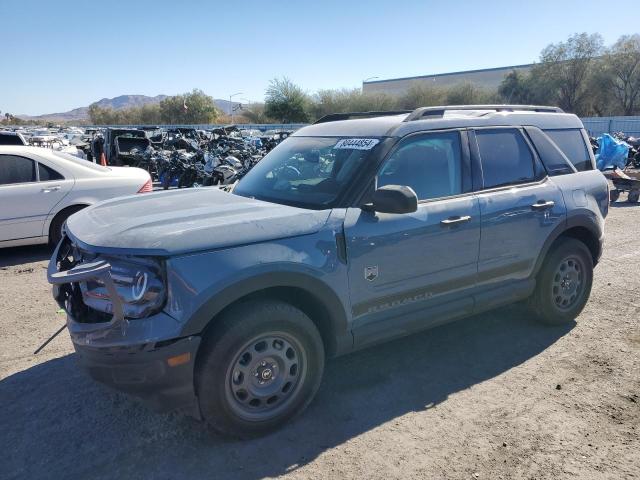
[
  {"x1": 313, "y1": 110, "x2": 411, "y2": 125},
  {"x1": 403, "y1": 105, "x2": 564, "y2": 122}
]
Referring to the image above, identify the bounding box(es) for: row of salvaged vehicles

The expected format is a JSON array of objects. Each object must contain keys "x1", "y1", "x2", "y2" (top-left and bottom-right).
[{"x1": 0, "y1": 126, "x2": 293, "y2": 188}]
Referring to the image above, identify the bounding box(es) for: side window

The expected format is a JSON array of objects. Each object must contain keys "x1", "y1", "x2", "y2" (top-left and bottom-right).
[
  {"x1": 38, "y1": 163, "x2": 64, "y2": 181},
  {"x1": 0, "y1": 154, "x2": 36, "y2": 185},
  {"x1": 0, "y1": 134, "x2": 25, "y2": 145},
  {"x1": 524, "y1": 127, "x2": 575, "y2": 176},
  {"x1": 543, "y1": 129, "x2": 592, "y2": 171},
  {"x1": 377, "y1": 131, "x2": 462, "y2": 201},
  {"x1": 476, "y1": 129, "x2": 536, "y2": 188}
]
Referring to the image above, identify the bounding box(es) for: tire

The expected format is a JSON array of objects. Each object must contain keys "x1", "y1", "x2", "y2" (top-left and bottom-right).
[
  {"x1": 610, "y1": 189, "x2": 620, "y2": 203},
  {"x1": 628, "y1": 190, "x2": 639, "y2": 203},
  {"x1": 49, "y1": 205, "x2": 86, "y2": 247},
  {"x1": 528, "y1": 237, "x2": 593, "y2": 325},
  {"x1": 196, "y1": 300, "x2": 325, "y2": 437}
]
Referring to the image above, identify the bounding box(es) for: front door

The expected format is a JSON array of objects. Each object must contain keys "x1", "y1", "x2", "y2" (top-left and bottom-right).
[{"x1": 344, "y1": 130, "x2": 480, "y2": 346}]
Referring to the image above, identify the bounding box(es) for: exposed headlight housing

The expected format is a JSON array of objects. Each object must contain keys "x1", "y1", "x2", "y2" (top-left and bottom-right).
[{"x1": 80, "y1": 256, "x2": 166, "y2": 319}]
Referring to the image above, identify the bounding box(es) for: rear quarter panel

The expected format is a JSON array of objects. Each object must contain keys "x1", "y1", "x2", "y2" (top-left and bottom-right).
[{"x1": 551, "y1": 170, "x2": 609, "y2": 238}]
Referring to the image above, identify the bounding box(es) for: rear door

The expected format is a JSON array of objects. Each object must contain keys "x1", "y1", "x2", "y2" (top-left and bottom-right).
[
  {"x1": 470, "y1": 128, "x2": 566, "y2": 290},
  {"x1": 344, "y1": 130, "x2": 480, "y2": 345},
  {"x1": 0, "y1": 154, "x2": 72, "y2": 242}
]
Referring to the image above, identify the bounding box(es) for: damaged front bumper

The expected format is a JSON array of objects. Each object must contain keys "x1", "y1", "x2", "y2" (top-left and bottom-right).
[{"x1": 47, "y1": 237, "x2": 201, "y2": 415}]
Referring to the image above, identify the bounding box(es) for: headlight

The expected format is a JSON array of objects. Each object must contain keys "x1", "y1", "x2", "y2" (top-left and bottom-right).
[{"x1": 80, "y1": 256, "x2": 166, "y2": 319}]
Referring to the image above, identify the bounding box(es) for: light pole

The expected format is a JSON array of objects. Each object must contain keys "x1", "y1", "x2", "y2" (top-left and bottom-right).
[
  {"x1": 229, "y1": 92, "x2": 243, "y2": 124},
  {"x1": 362, "y1": 76, "x2": 379, "y2": 92}
]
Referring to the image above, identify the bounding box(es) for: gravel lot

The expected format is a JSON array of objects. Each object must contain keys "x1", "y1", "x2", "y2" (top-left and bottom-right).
[{"x1": 1, "y1": 203, "x2": 638, "y2": 480}]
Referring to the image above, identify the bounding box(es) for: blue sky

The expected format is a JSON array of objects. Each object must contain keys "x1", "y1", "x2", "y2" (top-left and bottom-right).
[{"x1": 2, "y1": 0, "x2": 637, "y2": 115}]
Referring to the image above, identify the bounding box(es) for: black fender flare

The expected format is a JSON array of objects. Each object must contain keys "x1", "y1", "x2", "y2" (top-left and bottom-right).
[
  {"x1": 182, "y1": 271, "x2": 352, "y2": 356},
  {"x1": 533, "y1": 214, "x2": 603, "y2": 277}
]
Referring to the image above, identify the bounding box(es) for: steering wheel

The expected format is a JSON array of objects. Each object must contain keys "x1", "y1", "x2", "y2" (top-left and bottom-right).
[{"x1": 283, "y1": 165, "x2": 301, "y2": 178}]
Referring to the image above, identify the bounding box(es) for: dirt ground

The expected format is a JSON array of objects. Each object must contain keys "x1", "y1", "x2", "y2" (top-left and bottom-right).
[{"x1": 1, "y1": 204, "x2": 638, "y2": 480}]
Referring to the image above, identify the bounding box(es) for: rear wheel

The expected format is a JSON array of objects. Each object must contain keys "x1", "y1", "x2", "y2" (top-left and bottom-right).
[
  {"x1": 49, "y1": 206, "x2": 86, "y2": 247},
  {"x1": 196, "y1": 300, "x2": 325, "y2": 437},
  {"x1": 528, "y1": 238, "x2": 593, "y2": 325}
]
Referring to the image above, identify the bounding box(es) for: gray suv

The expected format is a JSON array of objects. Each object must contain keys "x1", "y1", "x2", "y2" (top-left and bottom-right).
[{"x1": 48, "y1": 105, "x2": 609, "y2": 436}]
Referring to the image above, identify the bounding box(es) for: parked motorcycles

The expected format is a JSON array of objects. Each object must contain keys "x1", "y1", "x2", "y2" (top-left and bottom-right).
[{"x1": 94, "y1": 126, "x2": 293, "y2": 189}]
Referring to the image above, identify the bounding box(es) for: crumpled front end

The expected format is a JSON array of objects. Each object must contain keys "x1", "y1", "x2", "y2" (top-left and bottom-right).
[{"x1": 47, "y1": 235, "x2": 200, "y2": 414}]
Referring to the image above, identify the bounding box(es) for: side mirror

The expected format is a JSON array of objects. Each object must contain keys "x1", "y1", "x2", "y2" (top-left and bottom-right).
[{"x1": 362, "y1": 185, "x2": 418, "y2": 214}]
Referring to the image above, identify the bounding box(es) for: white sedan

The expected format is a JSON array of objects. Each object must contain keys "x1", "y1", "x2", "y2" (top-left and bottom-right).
[{"x1": 0, "y1": 146, "x2": 152, "y2": 248}]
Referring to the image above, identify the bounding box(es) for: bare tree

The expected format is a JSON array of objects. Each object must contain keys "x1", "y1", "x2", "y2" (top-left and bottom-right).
[
  {"x1": 537, "y1": 33, "x2": 604, "y2": 114},
  {"x1": 602, "y1": 34, "x2": 640, "y2": 115}
]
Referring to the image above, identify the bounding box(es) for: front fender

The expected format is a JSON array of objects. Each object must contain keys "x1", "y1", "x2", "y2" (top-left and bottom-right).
[{"x1": 163, "y1": 229, "x2": 352, "y2": 352}]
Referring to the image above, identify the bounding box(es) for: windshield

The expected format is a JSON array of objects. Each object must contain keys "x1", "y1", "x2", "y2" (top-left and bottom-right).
[{"x1": 234, "y1": 136, "x2": 381, "y2": 209}]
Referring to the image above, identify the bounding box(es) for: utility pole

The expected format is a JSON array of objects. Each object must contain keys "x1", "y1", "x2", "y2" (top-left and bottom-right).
[{"x1": 229, "y1": 92, "x2": 243, "y2": 124}]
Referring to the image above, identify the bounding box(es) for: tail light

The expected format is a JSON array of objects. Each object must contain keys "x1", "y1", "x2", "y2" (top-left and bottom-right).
[{"x1": 137, "y1": 177, "x2": 153, "y2": 193}]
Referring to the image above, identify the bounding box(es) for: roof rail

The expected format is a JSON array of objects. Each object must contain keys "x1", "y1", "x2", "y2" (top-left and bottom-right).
[
  {"x1": 313, "y1": 110, "x2": 411, "y2": 125},
  {"x1": 403, "y1": 105, "x2": 564, "y2": 122}
]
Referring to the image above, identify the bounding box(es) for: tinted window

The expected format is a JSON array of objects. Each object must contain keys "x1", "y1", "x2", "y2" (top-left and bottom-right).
[
  {"x1": 543, "y1": 129, "x2": 592, "y2": 171},
  {"x1": 38, "y1": 163, "x2": 64, "y2": 181},
  {"x1": 0, "y1": 133, "x2": 25, "y2": 145},
  {"x1": 0, "y1": 155, "x2": 36, "y2": 185},
  {"x1": 377, "y1": 131, "x2": 462, "y2": 200},
  {"x1": 525, "y1": 127, "x2": 575, "y2": 176},
  {"x1": 476, "y1": 129, "x2": 535, "y2": 188}
]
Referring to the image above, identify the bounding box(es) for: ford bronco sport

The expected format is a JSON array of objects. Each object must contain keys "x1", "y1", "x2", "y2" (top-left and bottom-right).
[{"x1": 47, "y1": 105, "x2": 609, "y2": 436}]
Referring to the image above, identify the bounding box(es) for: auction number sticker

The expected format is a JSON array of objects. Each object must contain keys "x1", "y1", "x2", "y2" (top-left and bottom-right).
[{"x1": 333, "y1": 138, "x2": 380, "y2": 150}]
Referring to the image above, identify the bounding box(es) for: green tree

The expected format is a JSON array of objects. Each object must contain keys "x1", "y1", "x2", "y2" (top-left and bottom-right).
[
  {"x1": 396, "y1": 84, "x2": 446, "y2": 109},
  {"x1": 264, "y1": 78, "x2": 310, "y2": 123},
  {"x1": 159, "y1": 89, "x2": 219, "y2": 124},
  {"x1": 309, "y1": 88, "x2": 396, "y2": 120},
  {"x1": 445, "y1": 83, "x2": 497, "y2": 105},
  {"x1": 241, "y1": 103, "x2": 274, "y2": 123}
]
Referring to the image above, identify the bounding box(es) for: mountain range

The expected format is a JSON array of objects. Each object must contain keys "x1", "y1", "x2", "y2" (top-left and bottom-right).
[{"x1": 17, "y1": 95, "x2": 241, "y2": 122}]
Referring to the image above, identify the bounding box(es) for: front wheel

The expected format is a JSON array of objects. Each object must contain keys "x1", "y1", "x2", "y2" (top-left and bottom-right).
[
  {"x1": 196, "y1": 300, "x2": 325, "y2": 437},
  {"x1": 527, "y1": 238, "x2": 593, "y2": 325}
]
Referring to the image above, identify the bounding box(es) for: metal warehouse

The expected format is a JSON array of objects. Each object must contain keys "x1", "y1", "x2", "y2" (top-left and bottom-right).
[{"x1": 362, "y1": 64, "x2": 533, "y2": 95}]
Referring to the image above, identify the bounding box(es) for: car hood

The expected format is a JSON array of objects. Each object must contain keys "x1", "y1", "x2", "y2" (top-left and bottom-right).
[{"x1": 65, "y1": 188, "x2": 331, "y2": 256}]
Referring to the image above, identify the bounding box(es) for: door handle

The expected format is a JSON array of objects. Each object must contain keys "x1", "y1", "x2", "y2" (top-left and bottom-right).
[
  {"x1": 41, "y1": 186, "x2": 61, "y2": 193},
  {"x1": 531, "y1": 200, "x2": 555, "y2": 211},
  {"x1": 440, "y1": 215, "x2": 472, "y2": 226}
]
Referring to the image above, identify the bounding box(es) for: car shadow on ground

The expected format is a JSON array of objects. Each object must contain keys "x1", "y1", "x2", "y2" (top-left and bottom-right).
[
  {"x1": 1, "y1": 306, "x2": 573, "y2": 480},
  {"x1": 0, "y1": 244, "x2": 51, "y2": 268}
]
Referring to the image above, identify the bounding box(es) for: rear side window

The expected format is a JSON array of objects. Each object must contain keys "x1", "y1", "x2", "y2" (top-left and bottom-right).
[
  {"x1": 524, "y1": 127, "x2": 575, "y2": 176},
  {"x1": 38, "y1": 163, "x2": 64, "y2": 181},
  {"x1": 475, "y1": 129, "x2": 536, "y2": 188},
  {"x1": 543, "y1": 129, "x2": 592, "y2": 171},
  {"x1": 0, "y1": 134, "x2": 25, "y2": 145},
  {"x1": 0, "y1": 154, "x2": 36, "y2": 185}
]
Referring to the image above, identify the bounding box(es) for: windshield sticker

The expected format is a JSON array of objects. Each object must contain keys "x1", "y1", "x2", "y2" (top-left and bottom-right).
[{"x1": 333, "y1": 138, "x2": 380, "y2": 150}]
